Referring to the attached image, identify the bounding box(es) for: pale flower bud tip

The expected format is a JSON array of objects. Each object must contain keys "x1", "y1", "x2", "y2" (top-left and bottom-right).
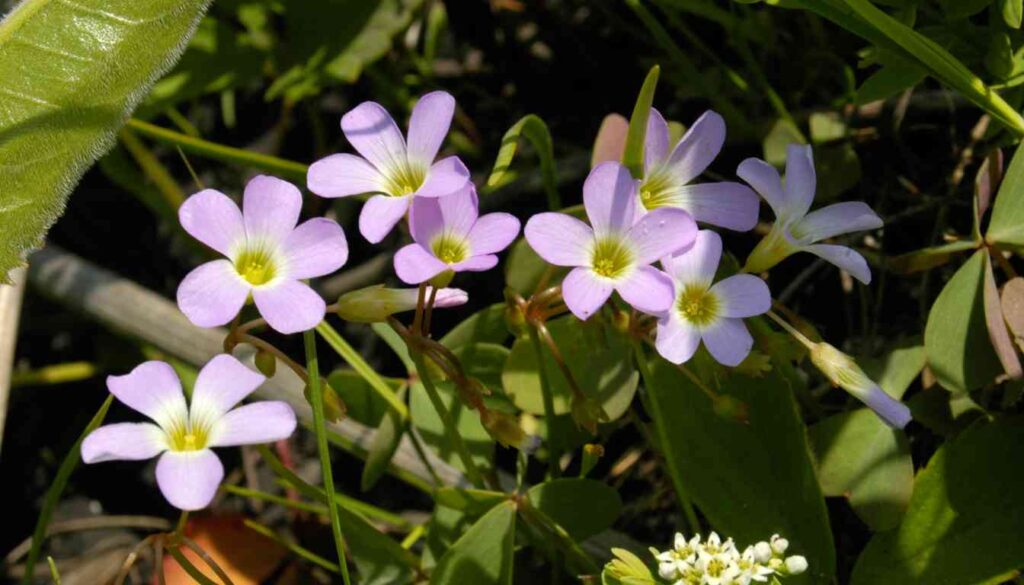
[
  {"x1": 784, "y1": 555, "x2": 808, "y2": 575},
  {"x1": 810, "y1": 342, "x2": 912, "y2": 429}
]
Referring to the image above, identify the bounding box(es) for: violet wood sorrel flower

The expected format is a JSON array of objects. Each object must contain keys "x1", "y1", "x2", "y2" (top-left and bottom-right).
[
  {"x1": 177, "y1": 175, "x2": 348, "y2": 334},
  {"x1": 82, "y1": 355, "x2": 296, "y2": 510},
  {"x1": 738, "y1": 144, "x2": 883, "y2": 283},
  {"x1": 394, "y1": 184, "x2": 520, "y2": 284},
  {"x1": 638, "y1": 109, "x2": 759, "y2": 232},
  {"x1": 307, "y1": 91, "x2": 471, "y2": 243},
  {"x1": 524, "y1": 161, "x2": 697, "y2": 320},
  {"x1": 335, "y1": 285, "x2": 469, "y2": 322},
  {"x1": 656, "y1": 230, "x2": 771, "y2": 366}
]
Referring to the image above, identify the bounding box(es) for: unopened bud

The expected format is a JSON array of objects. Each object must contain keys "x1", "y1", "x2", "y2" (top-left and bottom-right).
[
  {"x1": 304, "y1": 379, "x2": 346, "y2": 422},
  {"x1": 254, "y1": 349, "x2": 276, "y2": 377},
  {"x1": 570, "y1": 395, "x2": 607, "y2": 435},
  {"x1": 336, "y1": 285, "x2": 467, "y2": 323},
  {"x1": 504, "y1": 302, "x2": 528, "y2": 337},
  {"x1": 784, "y1": 555, "x2": 808, "y2": 575},
  {"x1": 712, "y1": 395, "x2": 749, "y2": 423},
  {"x1": 770, "y1": 534, "x2": 789, "y2": 555},
  {"x1": 580, "y1": 443, "x2": 604, "y2": 477},
  {"x1": 809, "y1": 342, "x2": 912, "y2": 429},
  {"x1": 611, "y1": 309, "x2": 631, "y2": 334},
  {"x1": 480, "y1": 410, "x2": 526, "y2": 449},
  {"x1": 753, "y1": 542, "x2": 772, "y2": 564}
]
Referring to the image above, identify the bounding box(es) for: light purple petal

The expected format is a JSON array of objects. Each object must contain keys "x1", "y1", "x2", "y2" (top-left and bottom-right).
[
  {"x1": 243, "y1": 175, "x2": 302, "y2": 244},
  {"x1": 615, "y1": 265, "x2": 675, "y2": 314},
  {"x1": 394, "y1": 243, "x2": 448, "y2": 284},
  {"x1": 584, "y1": 162, "x2": 640, "y2": 236},
  {"x1": 626, "y1": 207, "x2": 697, "y2": 265},
  {"x1": 434, "y1": 287, "x2": 469, "y2": 308},
  {"x1": 562, "y1": 267, "x2": 613, "y2": 320},
  {"x1": 466, "y1": 213, "x2": 520, "y2": 255},
  {"x1": 644, "y1": 108, "x2": 670, "y2": 173},
  {"x1": 415, "y1": 156, "x2": 471, "y2": 198},
  {"x1": 407, "y1": 91, "x2": 455, "y2": 165},
  {"x1": 665, "y1": 110, "x2": 725, "y2": 184},
  {"x1": 856, "y1": 385, "x2": 913, "y2": 429},
  {"x1": 409, "y1": 184, "x2": 478, "y2": 244},
  {"x1": 156, "y1": 449, "x2": 224, "y2": 511},
  {"x1": 209, "y1": 402, "x2": 297, "y2": 447},
  {"x1": 189, "y1": 354, "x2": 266, "y2": 425},
  {"x1": 784, "y1": 144, "x2": 816, "y2": 219},
  {"x1": 307, "y1": 153, "x2": 385, "y2": 198},
  {"x1": 341, "y1": 101, "x2": 406, "y2": 172},
  {"x1": 737, "y1": 158, "x2": 787, "y2": 218},
  {"x1": 655, "y1": 316, "x2": 701, "y2": 364},
  {"x1": 408, "y1": 190, "x2": 445, "y2": 245},
  {"x1": 672, "y1": 182, "x2": 760, "y2": 232},
  {"x1": 661, "y1": 230, "x2": 721, "y2": 287},
  {"x1": 805, "y1": 243, "x2": 872, "y2": 284},
  {"x1": 710, "y1": 274, "x2": 771, "y2": 318},
  {"x1": 790, "y1": 201, "x2": 883, "y2": 243},
  {"x1": 252, "y1": 280, "x2": 327, "y2": 334},
  {"x1": 178, "y1": 189, "x2": 244, "y2": 256},
  {"x1": 106, "y1": 361, "x2": 187, "y2": 431},
  {"x1": 177, "y1": 260, "x2": 250, "y2": 328},
  {"x1": 702, "y1": 317, "x2": 753, "y2": 367},
  {"x1": 524, "y1": 213, "x2": 594, "y2": 267},
  {"x1": 452, "y1": 254, "x2": 498, "y2": 272},
  {"x1": 359, "y1": 194, "x2": 412, "y2": 244},
  {"x1": 82, "y1": 423, "x2": 166, "y2": 463},
  {"x1": 283, "y1": 218, "x2": 349, "y2": 279}
]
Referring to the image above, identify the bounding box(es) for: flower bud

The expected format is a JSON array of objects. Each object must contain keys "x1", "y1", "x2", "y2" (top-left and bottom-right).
[
  {"x1": 611, "y1": 309, "x2": 631, "y2": 334},
  {"x1": 254, "y1": 349, "x2": 276, "y2": 378},
  {"x1": 809, "y1": 342, "x2": 912, "y2": 429},
  {"x1": 504, "y1": 302, "x2": 528, "y2": 337},
  {"x1": 570, "y1": 394, "x2": 607, "y2": 435},
  {"x1": 480, "y1": 410, "x2": 526, "y2": 449},
  {"x1": 753, "y1": 541, "x2": 772, "y2": 564},
  {"x1": 784, "y1": 555, "x2": 808, "y2": 575},
  {"x1": 335, "y1": 285, "x2": 468, "y2": 323},
  {"x1": 743, "y1": 227, "x2": 798, "y2": 275},
  {"x1": 580, "y1": 443, "x2": 604, "y2": 477},
  {"x1": 770, "y1": 534, "x2": 788, "y2": 555}
]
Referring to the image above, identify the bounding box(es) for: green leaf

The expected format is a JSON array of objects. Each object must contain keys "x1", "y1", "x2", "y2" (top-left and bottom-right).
[
  {"x1": 337, "y1": 503, "x2": 419, "y2": 585},
  {"x1": 887, "y1": 240, "x2": 977, "y2": 274},
  {"x1": 0, "y1": 0, "x2": 212, "y2": 280},
  {"x1": 410, "y1": 379, "x2": 494, "y2": 474},
  {"x1": 502, "y1": 316, "x2": 638, "y2": 421},
  {"x1": 440, "y1": 304, "x2": 511, "y2": 350},
  {"x1": 986, "y1": 141, "x2": 1024, "y2": 247},
  {"x1": 434, "y1": 487, "x2": 508, "y2": 516},
  {"x1": 856, "y1": 60, "x2": 927, "y2": 105},
  {"x1": 526, "y1": 478, "x2": 622, "y2": 541},
  {"x1": 645, "y1": 364, "x2": 834, "y2": 584},
  {"x1": 430, "y1": 500, "x2": 517, "y2": 585},
  {"x1": 809, "y1": 409, "x2": 913, "y2": 531},
  {"x1": 486, "y1": 114, "x2": 560, "y2": 209},
  {"x1": 763, "y1": 118, "x2": 806, "y2": 166},
  {"x1": 924, "y1": 251, "x2": 1002, "y2": 393},
  {"x1": 361, "y1": 386, "x2": 408, "y2": 492},
  {"x1": 1003, "y1": 0, "x2": 1023, "y2": 28},
  {"x1": 939, "y1": 0, "x2": 991, "y2": 19},
  {"x1": 851, "y1": 418, "x2": 1024, "y2": 584},
  {"x1": 327, "y1": 369, "x2": 404, "y2": 427},
  {"x1": 862, "y1": 344, "x2": 926, "y2": 400},
  {"x1": 622, "y1": 65, "x2": 660, "y2": 178},
  {"x1": 505, "y1": 237, "x2": 569, "y2": 297}
]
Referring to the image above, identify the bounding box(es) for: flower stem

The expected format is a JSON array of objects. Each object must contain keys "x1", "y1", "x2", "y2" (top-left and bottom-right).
[
  {"x1": 303, "y1": 329, "x2": 352, "y2": 585},
  {"x1": 409, "y1": 349, "x2": 486, "y2": 488},
  {"x1": 173, "y1": 510, "x2": 189, "y2": 537},
  {"x1": 765, "y1": 309, "x2": 815, "y2": 350},
  {"x1": 529, "y1": 326, "x2": 561, "y2": 478}
]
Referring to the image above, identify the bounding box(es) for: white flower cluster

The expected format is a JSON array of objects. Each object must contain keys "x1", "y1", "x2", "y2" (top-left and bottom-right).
[{"x1": 650, "y1": 532, "x2": 808, "y2": 585}]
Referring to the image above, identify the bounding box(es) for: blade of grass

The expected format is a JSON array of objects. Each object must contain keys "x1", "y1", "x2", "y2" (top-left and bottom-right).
[{"x1": 315, "y1": 321, "x2": 409, "y2": 419}]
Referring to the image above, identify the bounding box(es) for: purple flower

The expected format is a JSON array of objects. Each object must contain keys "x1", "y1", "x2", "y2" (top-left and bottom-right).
[
  {"x1": 82, "y1": 355, "x2": 296, "y2": 510},
  {"x1": 177, "y1": 175, "x2": 348, "y2": 334},
  {"x1": 307, "y1": 91, "x2": 471, "y2": 243},
  {"x1": 394, "y1": 185, "x2": 520, "y2": 284},
  {"x1": 639, "y1": 109, "x2": 759, "y2": 232},
  {"x1": 738, "y1": 144, "x2": 883, "y2": 283},
  {"x1": 655, "y1": 230, "x2": 771, "y2": 366},
  {"x1": 524, "y1": 162, "x2": 697, "y2": 320}
]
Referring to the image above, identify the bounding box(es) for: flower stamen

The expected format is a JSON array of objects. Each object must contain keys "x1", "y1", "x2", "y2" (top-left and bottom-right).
[
  {"x1": 431, "y1": 233, "x2": 470, "y2": 265},
  {"x1": 676, "y1": 284, "x2": 719, "y2": 327},
  {"x1": 235, "y1": 246, "x2": 278, "y2": 286},
  {"x1": 590, "y1": 238, "x2": 634, "y2": 279}
]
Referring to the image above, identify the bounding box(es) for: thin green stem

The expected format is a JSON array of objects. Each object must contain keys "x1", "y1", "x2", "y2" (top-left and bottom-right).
[
  {"x1": 765, "y1": 309, "x2": 816, "y2": 349},
  {"x1": 409, "y1": 350, "x2": 486, "y2": 487},
  {"x1": 528, "y1": 327, "x2": 560, "y2": 478},
  {"x1": 222, "y1": 484, "x2": 328, "y2": 516},
  {"x1": 303, "y1": 329, "x2": 353, "y2": 585},
  {"x1": 165, "y1": 547, "x2": 219, "y2": 585},
  {"x1": 315, "y1": 321, "x2": 409, "y2": 418},
  {"x1": 173, "y1": 511, "x2": 189, "y2": 537},
  {"x1": 243, "y1": 519, "x2": 341, "y2": 574},
  {"x1": 631, "y1": 341, "x2": 701, "y2": 534}
]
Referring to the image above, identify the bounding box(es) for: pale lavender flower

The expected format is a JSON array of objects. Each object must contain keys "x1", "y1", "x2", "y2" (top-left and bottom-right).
[
  {"x1": 525, "y1": 162, "x2": 697, "y2": 320},
  {"x1": 656, "y1": 230, "x2": 771, "y2": 366},
  {"x1": 394, "y1": 184, "x2": 520, "y2": 284},
  {"x1": 82, "y1": 355, "x2": 296, "y2": 510},
  {"x1": 738, "y1": 144, "x2": 883, "y2": 283},
  {"x1": 335, "y1": 285, "x2": 469, "y2": 322},
  {"x1": 177, "y1": 175, "x2": 348, "y2": 335},
  {"x1": 307, "y1": 91, "x2": 471, "y2": 243},
  {"x1": 639, "y1": 109, "x2": 759, "y2": 231}
]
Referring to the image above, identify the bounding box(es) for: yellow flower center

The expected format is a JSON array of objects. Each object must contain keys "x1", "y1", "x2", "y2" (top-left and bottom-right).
[
  {"x1": 676, "y1": 284, "x2": 719, "y2": 327},
  {"x1": 590, "y1": 238, "x2": 634, "y2": 279},
  {"x1": 638, "y1": 170, "x2": 676, "y2": 210},
  {"x1": 167, "y1": 421, "x2": 211, "y2": 452},
  {"x1": 431, "y1": 233, "x2": 470, "y2": 265},
  {"x1": 705, "y1": 558, "x2": 726, "y2": 577},
  {"x1": 385, "y1": 161, "x2": 428, "y2": 196},
  {"x1": 235, "y1": 246, "x2": 277, "y2": 286}
]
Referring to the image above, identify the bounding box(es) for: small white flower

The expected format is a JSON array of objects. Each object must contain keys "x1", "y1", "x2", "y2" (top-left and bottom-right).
[
  {"x1": 753, "y1": 541, "x2": 772, "y2": 564},
  {"x1": 784, "y1": 556, "x2": 808, "y2": 575},
  {"x1": 770, "y1": 535, "x2": 789, "y2": 555}
]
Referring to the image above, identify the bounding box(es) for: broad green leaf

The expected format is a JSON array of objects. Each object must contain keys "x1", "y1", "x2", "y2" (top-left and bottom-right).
[
  {"x1": 645, "y1": 363, "x2": 834, "y2": 584},
  {"x1": 809, "y1": 409, "x2": 913, "y2": 531},
  {"x1": 763, "y1": 118, "x2": 806, "y2": 166},
  {"x1": 439, "y1": 303, "x2": 510, "y2": 350},
  {"x1": 815, "y1": 143, "x2": 862, "y2": 201},
  {"x1": 907, "y1": 386, "x2": 986, "y2": 437},
  {"x1": 338, "y1": 504, "x2": 418, "y2": 585},
  {"x1": 622, "y1": 65, "x2": 660, "y2": 178},
  {"x1": 862, "y1": 344, "x2": 926, "y2": 400},
  {"x1": 808, "y1": 112, "x2": 846, "y2": 143},
  {"x1": 430, "y1": 500, "x2": 517, "y2": 585},
  {"x1": 424, "y1": 343, "x2": 509, "y2": 392},
  {"x1": 1003, "y1": 0, "x2": 1023, "y2": 28},
  {"x1": 986, "y1": 33, "x2": 1015, "y2": 80},
  {"x1": 0, "y1": 0, "x2": 212, "y2": 280},
  {"x1": 505, "y1": 237, "x2": 569, "y2": 296},
  {"x1": 361, "y1": 386, "x2": 408, "y2": 491},
  {"x1": 410, "y1": 379, "x2": 494, "y2": 474},
  {"x1": 851, "y1": 418, "x2": 1024, "y2": 584},
  {"x1": 486, "y1": 114, "x2": 560, "y2": 209},
  {"x1": 435, "y1": 487, "x2": 508, "y2": 516},
  {"x1": 985, "y1": 141, "x2": 1024, "y2": 246},
  {"x1": 526, "y1": 478, "x2": 622, "y2": 541},
  {"x1": 887, "y1": 240, "x2": 977, "y2": 274},
  {"x1": 502, "y1": 316, "x2": 638, "y2": 421},
  {"x1": 924, "y1": 251, "x2": 1002, "y2": 393},
  {"x1": 939, "y1": 0, "x2": 991, "y2": 19},
  {"x1": 855, "y1": 60, "x2": 927, "y2": 105}
]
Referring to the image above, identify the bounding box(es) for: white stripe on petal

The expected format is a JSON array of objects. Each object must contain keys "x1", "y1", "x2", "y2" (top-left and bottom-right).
[
  {"x1": 341, "y1": 101, "x2": 408, "y2": 174},
  {"x1": 106, "y1": 361, "x2": 188, "y2": 432},
  {"x1": 562, "y1": 267, "x2": 614, "y2": 320},
  {"x1": 189, "y1": 355, "x2": 266, "y2": 428},
  {"x1": 407, "y1": 91, "x2": 455, "y2": 166}
]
